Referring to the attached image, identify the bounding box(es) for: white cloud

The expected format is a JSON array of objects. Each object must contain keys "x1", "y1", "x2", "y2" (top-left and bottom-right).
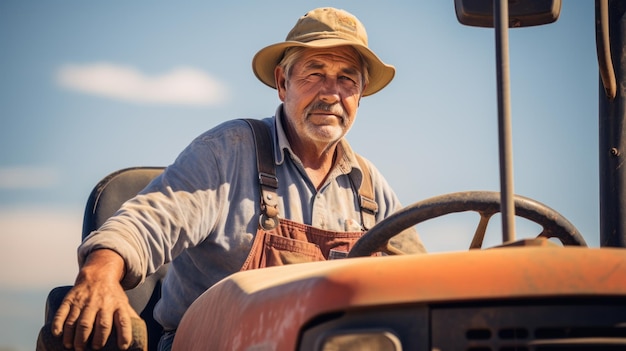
[
  {"x1": 0, "y1": 166, "x2": 60, "y2": 189},
  {"x1": 56, "y1": 63, "x2": 229, "y2": 106},
  {"x1": 0, "y1": 207, "x2": 82, "y2": 289}
]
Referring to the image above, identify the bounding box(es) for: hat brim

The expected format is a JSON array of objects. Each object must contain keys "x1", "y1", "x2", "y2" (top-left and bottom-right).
[{"x1": 252, "y1": 38, "x2": 395, "y2": 97}]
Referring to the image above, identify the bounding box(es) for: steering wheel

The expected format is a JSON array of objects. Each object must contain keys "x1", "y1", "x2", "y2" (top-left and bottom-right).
[{"x1": 348, "y1": 191, "x2": 587, "y2": 258}]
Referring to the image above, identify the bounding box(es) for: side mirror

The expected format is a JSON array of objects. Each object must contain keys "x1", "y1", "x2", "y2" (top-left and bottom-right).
[{"x1": 454, "y1": 0, "x2": 561, "y2": 28}]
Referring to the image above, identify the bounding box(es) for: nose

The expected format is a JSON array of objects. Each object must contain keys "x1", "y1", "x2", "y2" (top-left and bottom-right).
[{"x1": 318, "y1": 77, "x2": 341, "y2": 103}]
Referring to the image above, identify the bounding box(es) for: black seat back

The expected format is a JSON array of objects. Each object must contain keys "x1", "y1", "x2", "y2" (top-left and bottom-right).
[{"x1": 82, "y1": 167, "x2": 164, "y2": 238}]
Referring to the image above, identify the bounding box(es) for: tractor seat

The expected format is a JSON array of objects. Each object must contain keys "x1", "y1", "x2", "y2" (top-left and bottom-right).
[{"x1": 37, "y1": 167, "x2": 167, "y2": 351}]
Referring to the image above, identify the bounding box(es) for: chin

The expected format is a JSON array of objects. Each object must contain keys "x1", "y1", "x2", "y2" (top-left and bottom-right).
[{"x1": 310, "y1": 126, "x2": 344, "y2": 143}]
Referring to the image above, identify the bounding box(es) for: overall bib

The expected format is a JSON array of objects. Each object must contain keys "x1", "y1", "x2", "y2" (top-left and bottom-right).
[{"x1": 240, "y1": 119, "x2": 378, "y2": 271}]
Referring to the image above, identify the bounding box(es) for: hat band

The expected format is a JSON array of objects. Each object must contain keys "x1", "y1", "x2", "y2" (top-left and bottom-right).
[{"x1": 289, "y1": 31, "x2": 367, "y2": 46}]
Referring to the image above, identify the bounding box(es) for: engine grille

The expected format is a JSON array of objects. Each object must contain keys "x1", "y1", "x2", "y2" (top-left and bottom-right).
[{"x1": 431, "y1": 302, "x2": 626, "y2": 351}]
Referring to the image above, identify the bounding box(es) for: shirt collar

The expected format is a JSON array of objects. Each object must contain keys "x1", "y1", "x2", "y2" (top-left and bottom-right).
[{"x1": 274, "y1": 105, "x2": 290, "y2": 166}]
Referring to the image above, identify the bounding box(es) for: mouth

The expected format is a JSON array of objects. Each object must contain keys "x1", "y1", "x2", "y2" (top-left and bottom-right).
[
  {"x1": 310, "y1": 110, "x2": 339, "y2": 117},
  {"x1": 308, "y1": 111, "x2": 344, "y2": 123}
]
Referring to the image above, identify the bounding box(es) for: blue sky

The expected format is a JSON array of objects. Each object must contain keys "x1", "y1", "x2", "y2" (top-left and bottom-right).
[
  {"x1": 0, "y1": 1, "x2": 598, "y2": 349},
  {"x1": 0, "y1": 1, "x2": 598, "y2": 289}
]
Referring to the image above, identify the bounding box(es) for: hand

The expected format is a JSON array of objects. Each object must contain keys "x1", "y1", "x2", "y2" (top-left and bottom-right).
[{"x1": 51, "y1": 249, "x2": 139, "y2": 351}]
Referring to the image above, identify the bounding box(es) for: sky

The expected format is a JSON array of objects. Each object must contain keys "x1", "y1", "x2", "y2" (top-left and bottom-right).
[{"x1": 0, "y1": 1, "x2": 597, "y2": 349}]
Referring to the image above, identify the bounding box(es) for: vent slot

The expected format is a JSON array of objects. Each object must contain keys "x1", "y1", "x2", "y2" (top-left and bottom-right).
[
  {"x1": 500, "y1": 328, "x2": 529, "y2": 339},
  {"x1": 467, "y1": 329, "x2": 492, "y2": 340}
]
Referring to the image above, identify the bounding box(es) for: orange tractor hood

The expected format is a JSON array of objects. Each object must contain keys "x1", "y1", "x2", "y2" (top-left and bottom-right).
[{"x1": 173, "y1": 245, "x2": 626, "y2": 350}]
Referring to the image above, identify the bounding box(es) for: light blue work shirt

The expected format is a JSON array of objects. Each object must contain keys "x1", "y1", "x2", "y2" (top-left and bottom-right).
[{"x1": 78, "y1": 105, "x2": 425, "y2": 330}]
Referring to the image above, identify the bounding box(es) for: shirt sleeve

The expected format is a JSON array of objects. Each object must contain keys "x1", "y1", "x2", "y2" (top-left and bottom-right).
[{"x1": 77, "y1": 122, "x2": 239, "y2": 289}]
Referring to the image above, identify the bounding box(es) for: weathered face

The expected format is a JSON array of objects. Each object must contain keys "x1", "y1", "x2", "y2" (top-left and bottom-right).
[{"x1": 275, "y1": 46, "x2": 366, "y2": 151}]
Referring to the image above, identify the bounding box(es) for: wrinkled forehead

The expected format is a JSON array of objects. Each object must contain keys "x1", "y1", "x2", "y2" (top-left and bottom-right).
[{"x1": 293, "y1": 46, "x2": 364, "y2": 72}]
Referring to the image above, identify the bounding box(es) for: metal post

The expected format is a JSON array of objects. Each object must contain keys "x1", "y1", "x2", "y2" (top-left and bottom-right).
[
  {"x1": 599, "y1": 0, "x2": 626, "y2": 247},
  {"x1": 494, "y1": 0, "x2": 516, "y2": 243}
]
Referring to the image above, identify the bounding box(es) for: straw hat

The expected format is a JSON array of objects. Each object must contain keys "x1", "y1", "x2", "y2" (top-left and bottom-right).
[{"x1": 252, "y1": 7, "x2": 395, "y2": 96}]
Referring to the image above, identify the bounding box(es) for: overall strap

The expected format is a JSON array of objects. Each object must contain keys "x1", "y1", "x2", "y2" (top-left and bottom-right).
[
  {"x1": 355, "y1": 155, "x2": 378, "y2": 230},
  {"x1": 243, "y1": 119, "x2": 279, "y2": 230}
]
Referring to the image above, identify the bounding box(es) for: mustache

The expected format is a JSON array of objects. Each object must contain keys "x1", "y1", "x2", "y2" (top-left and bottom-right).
[{"x1": 305, "y1": 101, "x2": 347, "y2": 121}]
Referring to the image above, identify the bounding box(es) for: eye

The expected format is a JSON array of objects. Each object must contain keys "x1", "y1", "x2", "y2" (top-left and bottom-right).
[
  {"x1": 339, "y1": 75, "x2": 357, "y2": 83},
  {"x1": 307, "y1": 73, "x2": 324, "y2": 81}
]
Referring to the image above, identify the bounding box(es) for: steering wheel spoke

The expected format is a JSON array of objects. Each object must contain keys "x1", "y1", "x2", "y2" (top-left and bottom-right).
[{"x1": 470, "y1": 212, "x2": 495, "y2": 250}]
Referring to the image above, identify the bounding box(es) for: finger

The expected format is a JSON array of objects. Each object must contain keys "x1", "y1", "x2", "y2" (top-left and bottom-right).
[
  {"x1": 51, "y1": 300, "x2": 71, "y2": 336},
  {"x1": 61, "y1": 303, "x2": 83, "y2": 349},
  {"x1": 91, "y1": 309, "x2": 114, "y2": 349},
  {"x1": 114, "y1": 309, "x2": 134, "y2": 350},
  {"x1": 73, "y1": 306, "x2": 98, "y2": 351}
]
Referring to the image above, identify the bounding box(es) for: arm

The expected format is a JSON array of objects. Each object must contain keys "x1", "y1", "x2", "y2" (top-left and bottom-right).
[
  {"x1": 362, "y1": 157, "x2": 427, "y2": 254},
  {"x1": 51, "y1": 249, "x2": 139, "y2": 351}
]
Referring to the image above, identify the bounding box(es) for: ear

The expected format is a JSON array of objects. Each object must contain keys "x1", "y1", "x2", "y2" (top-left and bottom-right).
[
  {"x1": 360, "y1": 82, "x2": 368, "y2": 103},
  {"x1": 275, "y1": 66, "x2": 287, "y2": 101},
  {"x1": 357, "y1": 87, "x2": 365, "y2": 107}
]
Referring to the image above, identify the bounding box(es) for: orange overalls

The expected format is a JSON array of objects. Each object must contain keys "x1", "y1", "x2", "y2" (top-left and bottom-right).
[{"x1": 240, "y1": 119, "x2": 378, "y2": 271}]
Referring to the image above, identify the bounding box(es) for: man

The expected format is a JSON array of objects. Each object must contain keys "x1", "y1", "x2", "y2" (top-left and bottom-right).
[{"x1": 52, "y1": 7, "x2": 426, "y2": 351}]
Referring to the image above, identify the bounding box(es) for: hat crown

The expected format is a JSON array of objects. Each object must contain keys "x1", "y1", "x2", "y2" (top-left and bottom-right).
[{"x1": 286, "y1": 8, "x2": 368, "y2": 47}]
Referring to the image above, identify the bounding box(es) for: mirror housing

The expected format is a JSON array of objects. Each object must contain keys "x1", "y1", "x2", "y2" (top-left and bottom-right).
[{"x1": 455, "y1": 0, "x2": 561, "y2": 28}]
